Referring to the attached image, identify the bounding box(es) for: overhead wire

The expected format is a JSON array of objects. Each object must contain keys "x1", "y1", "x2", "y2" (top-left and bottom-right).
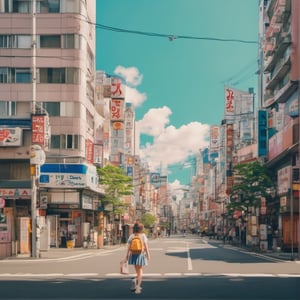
[{"x1": 90, "y1": 22, "x2": 258, "y2": 45}]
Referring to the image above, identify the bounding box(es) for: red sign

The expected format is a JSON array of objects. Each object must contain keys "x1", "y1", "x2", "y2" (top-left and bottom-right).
[
  {"x1": 0, "y1": 198, "x2": 5, "y2": 208},
  {"x1": 32, "y1": 115, "x2": 45, "y2": 145},
  {"x1": 85, "y1": 139, "x2": 94, "y2": 164}
]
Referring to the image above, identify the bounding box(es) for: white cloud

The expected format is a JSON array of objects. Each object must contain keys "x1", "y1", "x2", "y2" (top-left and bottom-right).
[
  {"x1": 136, "y1": 106, "x2": 172, "y2": 136},
  {"x1": 113, "y1": 66, "x2": 210, "y2": 185},
  {"x1": 137, "y1": 108, "x2": 210, "y2": 171},
  {"x1": 125, "y1": 85, "x2": 147, "y2": 107},
  {"x1": 114, "y1": 66, "x2": 143, "y2": 87}
]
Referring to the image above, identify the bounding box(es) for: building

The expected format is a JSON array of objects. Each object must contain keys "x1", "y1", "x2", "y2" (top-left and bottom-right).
[
  {"x1": 0, "y1": 0, "x2": 104, "y2": 257},
  {"x1": 261, "y1": 0, "x2": 299, "y2": 251}
]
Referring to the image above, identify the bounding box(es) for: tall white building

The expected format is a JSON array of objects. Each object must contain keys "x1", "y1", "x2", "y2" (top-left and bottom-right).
[{"x1": 0, "y1": 0, "x2": 102, "y2": 256}]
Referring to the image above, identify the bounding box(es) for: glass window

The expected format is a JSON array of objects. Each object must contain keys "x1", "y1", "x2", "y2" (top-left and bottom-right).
[
  {"x1": 61, "y1": 0, "x2": 80, "y2": 13},
  {"x1": 13, "y1": 0, "x2": 31, "y2": 13},
  {"x1": 37, "y1": 0, "x2": 60, "y2": 13},
  {"x1": 15, "y1": 68, "x2": 31, "y2": 83},
  {"x1": 0, "y1": 68, "x2": 9, "y2": 83},
  {"x1": 0, "y1": 35, "x2": 9, "y2": 48},
  {"x1": 63, "y1": 34, "x2": 80, "y2": 49},
  {"x1": 17, "y1": 35, "x2": 31, "y2": 48},
  {"x1": 48, "y1": 0, "x2": 60, "y2": 12},
  {"x1": 38, "y1": 68, "x2": 80, "y2": 84},
  {"x1": 39, "y1": 68, "x2": 65, "y2": 83},
  {"x1": 0, "y1": 101, "x2": 16, "y2": 117},
  {"x1": 60, "y1": 102, "x2": 81, "y2": 117},
  {"x1": 43, "y1": 102, "x2": 60, "y2": 116},
  {"x1": 66, "y1": 68, "x2": 79, "y2": 84},
  {"x1": 66, "y1": 134, "x2": 73, "y2": 149},
  {"x1": 39, "y1": 35, "x2": 61, "y2": 48},
  {"x1": 50, "y1": 135, "x2": 60, "y2": 149}
]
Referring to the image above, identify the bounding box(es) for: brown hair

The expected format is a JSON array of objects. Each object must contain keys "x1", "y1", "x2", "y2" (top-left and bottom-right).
[{"x1": 133, "y1": 222, "x2": 144, "y2": 233}]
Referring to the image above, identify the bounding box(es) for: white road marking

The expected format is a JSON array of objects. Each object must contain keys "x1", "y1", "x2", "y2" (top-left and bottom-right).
[
  {"x1": 0, "y1": 272, "x2": 299, "y2": 278},
  {"x1": 187, "y1": 248, "x2": 193, "y2": 271}
]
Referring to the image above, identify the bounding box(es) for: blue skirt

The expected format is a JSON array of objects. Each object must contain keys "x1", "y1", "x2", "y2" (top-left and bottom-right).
[{"x1": 128, "y1": 252, "x2": 148, "y2": 266}]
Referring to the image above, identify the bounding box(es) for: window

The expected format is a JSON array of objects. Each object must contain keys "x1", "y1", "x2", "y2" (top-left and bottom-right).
[
  {"x1": 0, "y1": 35, "x2": 10, "y2": 48},
  {"x1": 66, "y1": 68, "x2": 79, "y2": 84},
  {"x1": 15, "y1": 68, "x2": 31, "y2": 83},
  {"x1": 61, "y1": 134, "x2": 79, "y2": 149},
  {"x1": 38, "y1": 68, "x2": 80, "y2": 84},
  {"x1": 13, "y1": 0, "x2": 31, "y2": 13},
  {"x1": 50, "y1": 135, "x2": 60, "y2": 149},
  {"x1": 42, "y1": 102, "x2": 60, "y2": 116},
  {"x1": 17, "y1": 35, "x2": 31, "y2": 48},
  {"x1": 63, "y1": 34, "x2": 80, "y2": 49},
  {"x1": 39, "y1": 35, "x2": 61, "y2": 48},
  {"x1": 38, "y1": 0, "x2": 59, "y2": 13},
  {"x1": 0, "y1": 101, "x2": 16, "y2": 117},
  {"x1": 0, "y1": 68, "x2": 9, "y2": 83},
  {"x1": 39, "y1": 68, "x2": 65, "y2": 83},
  {"x1": 61, "y1": 0, "x2": 80, "y2": 13},
  {"x1": 60, "y1": 102, "x2": 81, "y2": 117},
  {"x1": 0, "y1": 35, "x2": 31, "y2": 49},
  {"x1": 50, "y1": 134, "x2": 82, "y2": 150}
]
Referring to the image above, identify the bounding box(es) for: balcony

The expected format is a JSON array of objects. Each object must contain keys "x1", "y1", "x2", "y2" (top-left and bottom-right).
[
  {"x1": 264, "y1": 41, "x2": 275, "y2": 57},
  {"x1": 268, "y1": 119, "x2": 298, "y2": 162},
  {"x1": 265, "y1": 55, "x2": 291, "y2": 90},
  {"x1": 264, "y1": 30, "x2": 291, "y2": 72}
]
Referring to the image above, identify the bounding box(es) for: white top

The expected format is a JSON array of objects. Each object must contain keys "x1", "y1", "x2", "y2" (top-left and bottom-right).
[{"x1": 127, "y1": 233, "x2": 148, "y2": 245}]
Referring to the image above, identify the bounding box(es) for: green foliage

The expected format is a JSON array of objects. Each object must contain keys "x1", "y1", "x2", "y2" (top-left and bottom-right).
[
  {"x1": 141, "y1": 213, "x2": 156, "y2": 229},
  {"x1": 97, "y1": 164, "x2": 133, "y2": 215},
  {"x1": 227, "y1": 160, "x2": 275, "y2": 213}
]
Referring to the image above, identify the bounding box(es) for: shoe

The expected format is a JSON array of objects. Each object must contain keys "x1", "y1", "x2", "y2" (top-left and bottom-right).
[
  {"x1": 130, "y1": 278, "x2": 136, "y2": 292},
  {"x1": 135, "y1": 285, "x2": 142, "y2": 294}
]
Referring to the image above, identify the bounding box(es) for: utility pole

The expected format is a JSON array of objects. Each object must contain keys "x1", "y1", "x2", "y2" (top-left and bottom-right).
[{"x1": 31, "y1": 0, "x2": 39, "y2": 258}]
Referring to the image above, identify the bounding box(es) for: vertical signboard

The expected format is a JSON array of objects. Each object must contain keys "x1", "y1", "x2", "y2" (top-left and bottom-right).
[
  {"x1": 85, "y1": 139, "x2": 94, "y2": 164},
  {"x1": 258, "y1": 110, "x2": 268, "y2": 156},
  {"x1": 32, "y1": 114, "x2": 50, "y2": 150},
  {"x1": 111, "y1": 77, "x2": 125, "y2": 98},
  {"x1": 210, "y1": 125, "x2": 220, "y2": 154},
  {"x1": 111, "y1": 99, "x2": 125, "y2": 121},
  {"x1": 32, "y1": 115, "x2": 45, "y2": 145}
]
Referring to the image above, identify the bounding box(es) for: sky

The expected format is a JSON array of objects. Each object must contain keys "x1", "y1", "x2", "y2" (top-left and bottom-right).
[{"x1": 96, "y1": 0, "x2": 259, "y2": 187}]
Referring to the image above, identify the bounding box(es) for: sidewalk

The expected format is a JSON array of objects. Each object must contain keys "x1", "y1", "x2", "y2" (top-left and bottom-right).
[
  {"x1": 3, "y1": 244, "x2": 124, "y2": 261},
  {"x1": 203, "y1": 236, "x2": 299, "y2": 261}
]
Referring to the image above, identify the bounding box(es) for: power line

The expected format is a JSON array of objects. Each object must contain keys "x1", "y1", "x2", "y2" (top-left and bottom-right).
[{"x1": 91, "y1": 22, "x2": 258, "y2": 44}]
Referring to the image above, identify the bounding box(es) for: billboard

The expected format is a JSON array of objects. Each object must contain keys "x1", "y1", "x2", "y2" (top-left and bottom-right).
[{"x1": 0, "y1": 127, "x2": 22, "y2": 146}]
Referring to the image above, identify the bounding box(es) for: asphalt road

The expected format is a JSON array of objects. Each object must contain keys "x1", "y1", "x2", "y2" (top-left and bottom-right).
[{"x1": 0, "y1": 236, "x2": 299, "y2": 299}]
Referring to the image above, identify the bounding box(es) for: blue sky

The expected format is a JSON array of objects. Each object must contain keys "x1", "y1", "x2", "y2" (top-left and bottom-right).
[{"x1": 96, "y1": 0, "x2": 259, "y2": 186}]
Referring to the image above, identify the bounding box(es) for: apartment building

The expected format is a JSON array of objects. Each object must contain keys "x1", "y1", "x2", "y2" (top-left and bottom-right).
[
  {"x1": 0, "y1": 0, "x2": 102, "y2": 257},
  {"x1": 262, "y1": 0, "x2": 299, "y2": 251}
]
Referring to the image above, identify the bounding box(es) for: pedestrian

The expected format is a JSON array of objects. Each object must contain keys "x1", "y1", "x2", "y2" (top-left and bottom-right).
[{"x1": 125, "y1": 222, "x2": 150, "y2": 294}]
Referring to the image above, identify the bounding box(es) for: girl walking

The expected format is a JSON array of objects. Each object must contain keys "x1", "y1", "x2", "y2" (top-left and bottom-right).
[{"x1": 125, "y1": 222, "x2": 150, "y2": 294}]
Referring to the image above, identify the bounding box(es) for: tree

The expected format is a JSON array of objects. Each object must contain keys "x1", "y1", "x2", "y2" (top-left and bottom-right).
[
  {"x1": 141, "y1": 213, "x2": 156, "y2": 229},
  {"x1": 97, "y1": 164, "x2": 133, "y2": 215},
  {"x1": 227, "y1": 160, "x2": 275, "y2": 215}
]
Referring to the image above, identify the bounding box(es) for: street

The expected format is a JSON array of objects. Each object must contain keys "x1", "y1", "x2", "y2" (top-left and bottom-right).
[{"x1": 0, "y1": 236, "x2": 299, "y2": 299}]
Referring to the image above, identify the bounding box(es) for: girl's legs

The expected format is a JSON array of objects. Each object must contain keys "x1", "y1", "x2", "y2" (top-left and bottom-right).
[{"x1": 134, "y1": 265, "x2": 143, "y2": 287}]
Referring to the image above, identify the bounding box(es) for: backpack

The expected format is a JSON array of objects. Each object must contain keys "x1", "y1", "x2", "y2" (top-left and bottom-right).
[{"x1": 129, "y1": 234, "x2": 144, "y2": 254}]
